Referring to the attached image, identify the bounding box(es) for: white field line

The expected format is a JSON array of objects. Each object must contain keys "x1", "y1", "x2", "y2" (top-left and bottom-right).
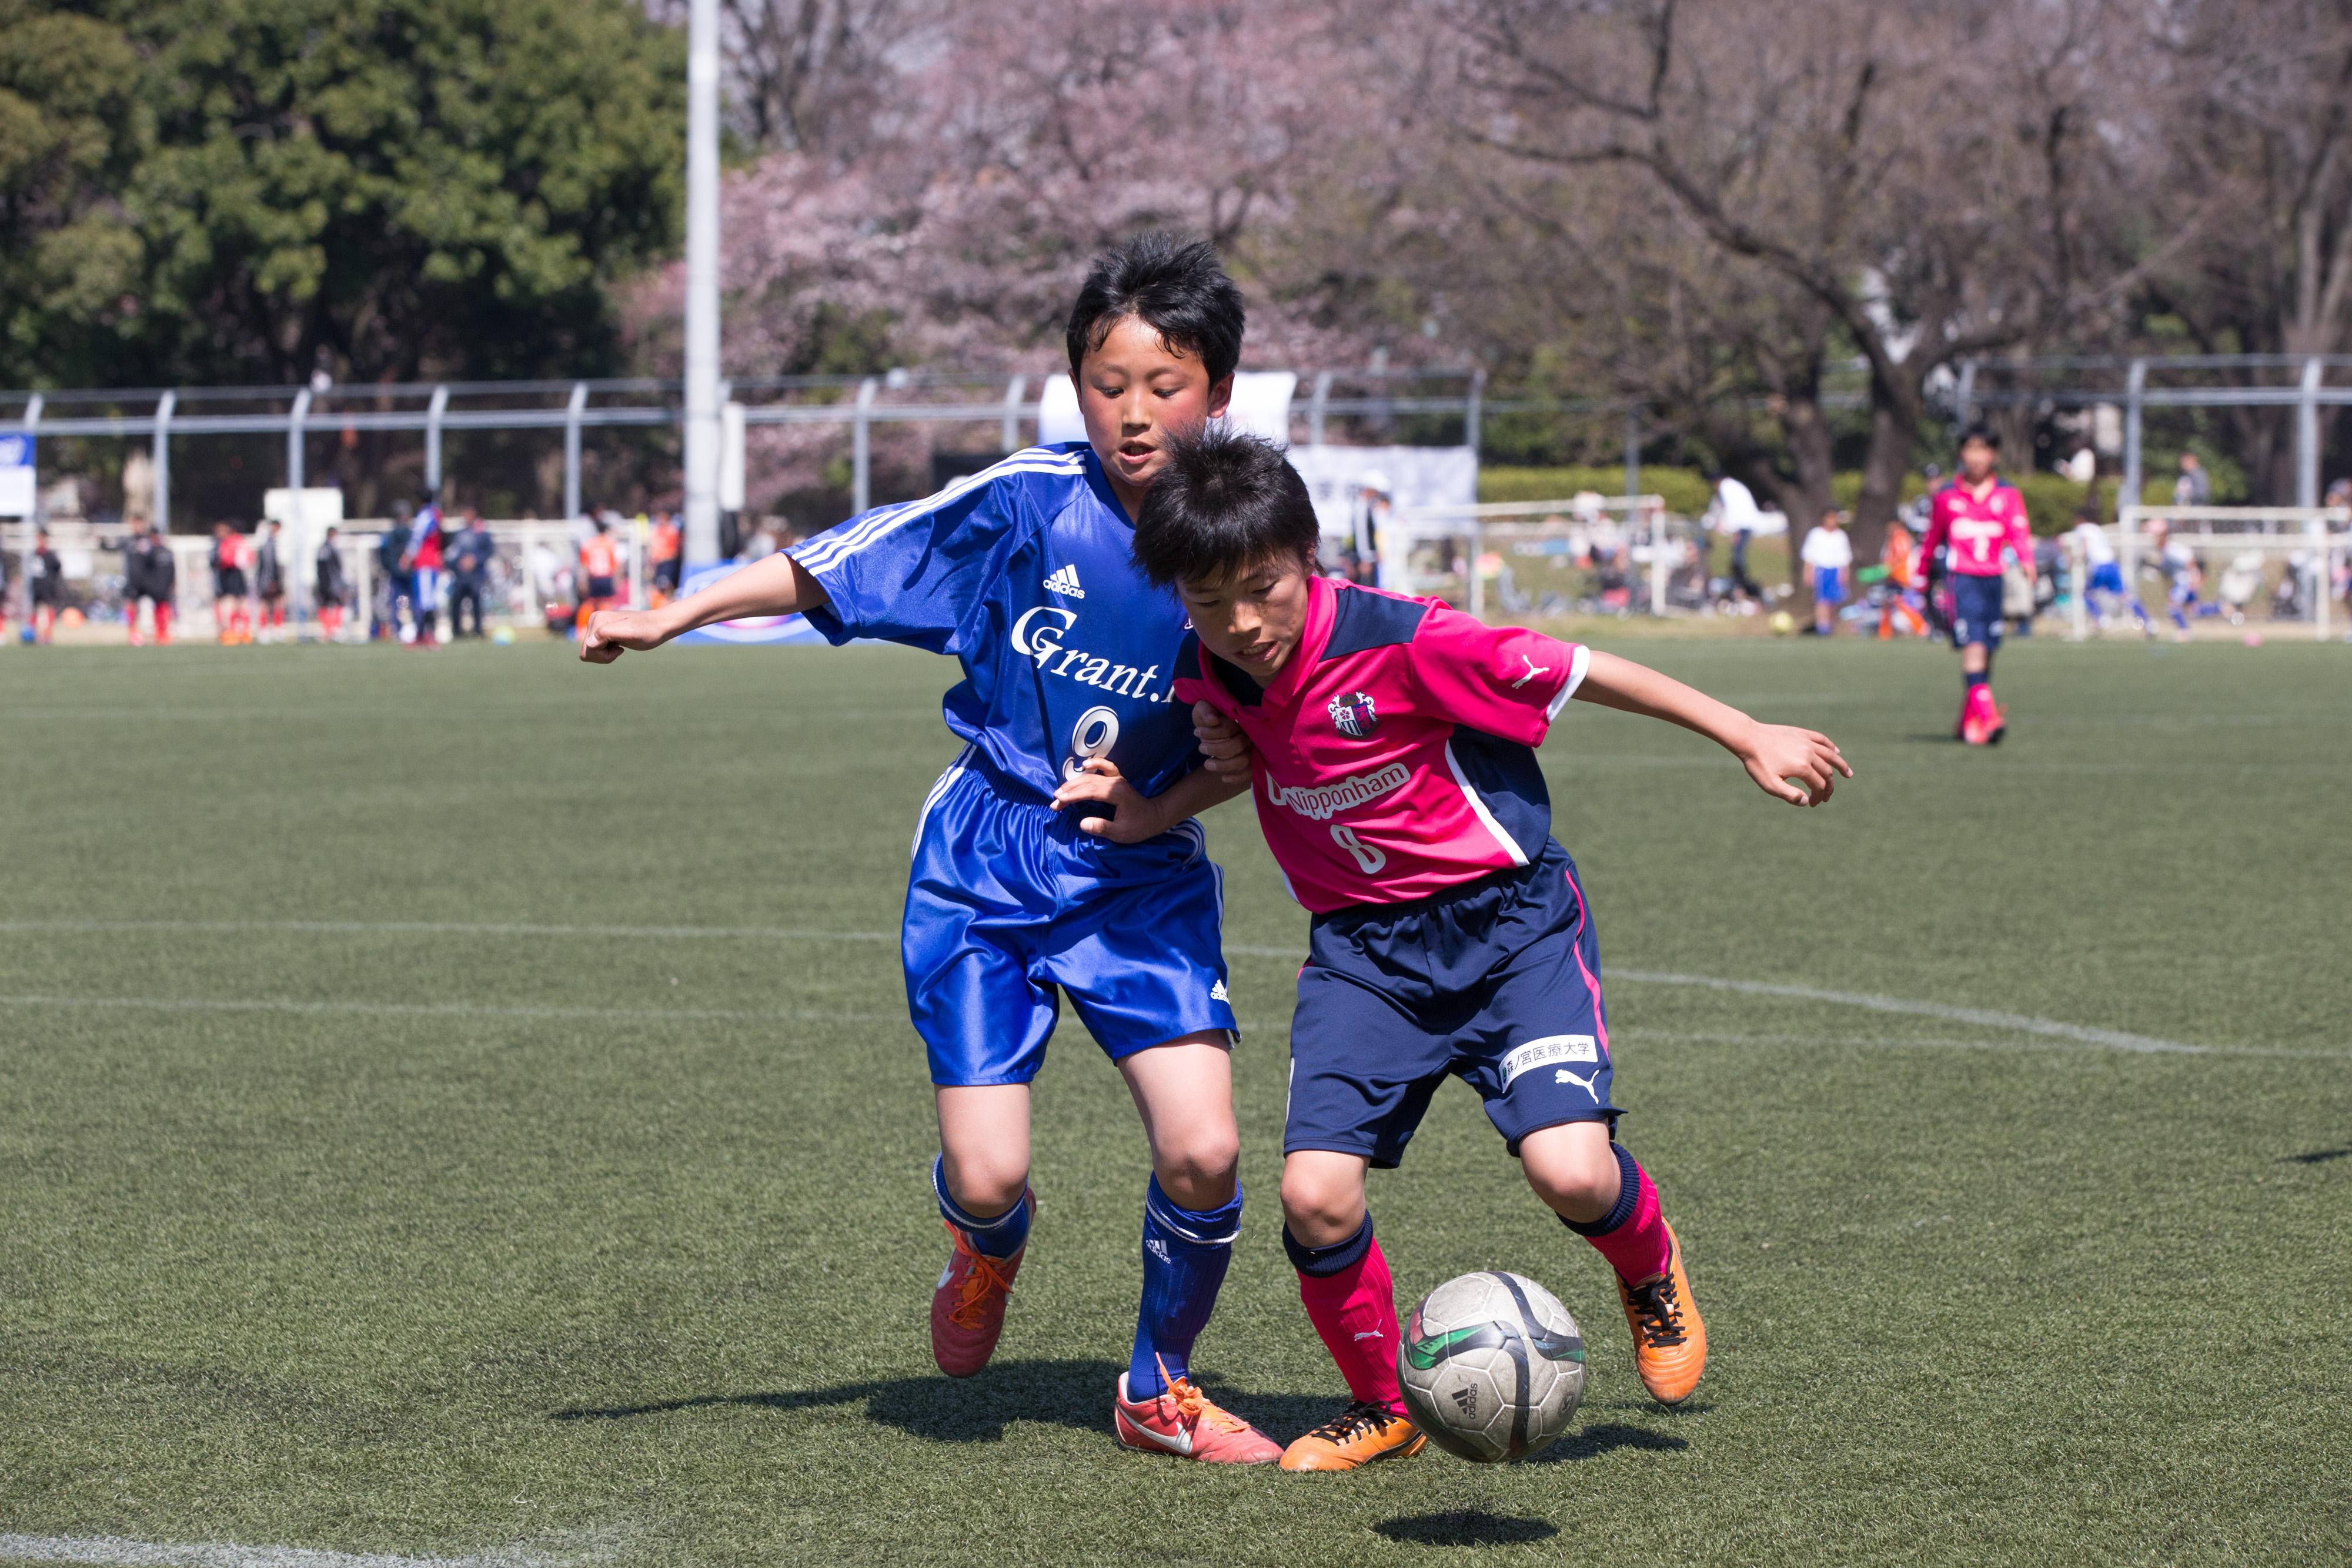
[
  {"x1": 0, "y1": 920, "x2": 894, "y2": 943},
  {"x1": 0, "y1": 1534, "x2": 563, "y2": 1568},
  {"x1": 1615, "y1": 1028, "x2": 2350, "y2": 1061},
  {"x1": 3, "y1": 921, "x2": 2321, "y2": 1058},
  {"x1": 1606, "y1": 968, "x2": 2214, "y2": 1054},
  {"x1": 0, "y1": 995, "x2": 894, "y2": 1025}
]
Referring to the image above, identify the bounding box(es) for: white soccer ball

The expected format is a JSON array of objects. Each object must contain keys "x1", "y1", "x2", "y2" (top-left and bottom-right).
[{"x1": 1397, "y1": 1271, "x2": 1586, "y2": 1462}]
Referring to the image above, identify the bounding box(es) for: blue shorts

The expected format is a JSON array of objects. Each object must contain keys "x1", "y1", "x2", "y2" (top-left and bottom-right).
[
  {"x1": 2086, "y1": 563, "x2": 2125, "y2": 596},
  {"x1": 1813, "y1": 566, "x2": 1845, "y2": 605},
  {"x1": 1287, "y1": 839, "x2": 1619, "y2": 1168},
  {"x1": 904, "y1": 748, "x2": 1238, "y2": 1086},
  {"x1": 1949, "y1": 572, "x2": 2007, "y2": 648}
]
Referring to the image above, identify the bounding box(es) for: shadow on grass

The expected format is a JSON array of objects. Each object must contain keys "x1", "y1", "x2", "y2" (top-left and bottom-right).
[
  {"x1": 548, "y1": 1359, "x2": 1333, "y2": 1445},
  {"x1": 2278, "y1": 1145, "x2": 2350, "y2": 1164},
  {"x1": 1518, "y1": 1421, "x2": 1691, "y2": 1465},
  {"x1": 1374, "y1": 1512, "x2": 1559, "y2": 1547}
]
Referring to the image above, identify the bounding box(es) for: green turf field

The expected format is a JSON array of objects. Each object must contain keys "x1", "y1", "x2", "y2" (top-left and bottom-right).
[{"x1": 2, "y1": 635, "x2": 2347, "y2": 1567}]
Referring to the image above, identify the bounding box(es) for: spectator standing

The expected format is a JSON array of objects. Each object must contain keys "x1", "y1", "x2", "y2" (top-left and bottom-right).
[
  {"x1": 378, "y1": 502, "x2": 415, "y2": 641},
  {"x1": 1710, "y1": 471, "x2": 1768, "y2": 604},
  {"x1": 575, "y1": 515, "x2": 623, "y2": 634},
  {"x1": 210, "y1": 522, "x2": 253, "y2": 644},
  {"x1": 2173, "y1": 452, "x2": 2213, "y2": 509},
  {"x1": 447, "y1": 507, "x2": 494, "y2": 638},
  {"x1": 123, "y1": 520, "x2": 174, "y2": 645},
  {"x1": 25, "y1": 529, "x2": 63, "y2": 643},
  {"x1": 316, "y1": 525, "x2": 349, "y2": 640},
  {"x1": 1799, "y1": 509, "x2": 1852, "y2": 636},
  {"x1": 254, "y1": 521, "x2": 287, "y2": 641},
  {"x1": 403, "y1": 493, "x2": 447, "y2": 647},
  {"x1": 648, "y1": 511, "x2": 682, "y2": 606}
]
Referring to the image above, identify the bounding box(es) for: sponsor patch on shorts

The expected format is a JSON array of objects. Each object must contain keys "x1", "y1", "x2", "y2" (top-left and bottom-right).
[{"x1": 1499, "y1": 1033, "x2": 1598, "y2": 1088}]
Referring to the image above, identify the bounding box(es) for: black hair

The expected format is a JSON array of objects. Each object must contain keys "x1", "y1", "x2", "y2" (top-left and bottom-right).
[
  {"x1": 1066, "y1": 232, "x2": 1245, "y2": 386},
  {"x1": 1132, "y1": 426, "x2": 1318, "y2": 587},
  {"x1": 1960, "y1": 423, "x2": 2000, "y2": 450}
]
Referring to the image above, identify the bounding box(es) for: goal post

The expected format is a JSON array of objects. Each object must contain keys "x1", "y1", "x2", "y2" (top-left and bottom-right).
[
  {"x1": 1387, "y1": 496, "x2": 1686, "y2": 618},
  {"x1": 2078, "y1": 504, "x2": 2352, "y2": 642}
]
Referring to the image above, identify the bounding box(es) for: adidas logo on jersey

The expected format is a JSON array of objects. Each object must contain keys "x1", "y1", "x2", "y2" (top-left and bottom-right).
[{"x1": 1044, "y1": 564, "x2": 1085, "y2": 598}]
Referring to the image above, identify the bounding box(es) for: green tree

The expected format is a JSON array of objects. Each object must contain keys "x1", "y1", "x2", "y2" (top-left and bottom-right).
[
  {"x1": 7, "y1": 0, "x2": 685, "y2": 391},
  {"x1": 0, "y1": 1, "x2": 145, "y2": 387}
]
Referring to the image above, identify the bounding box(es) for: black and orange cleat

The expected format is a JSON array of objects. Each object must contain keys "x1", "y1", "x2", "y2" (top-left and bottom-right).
[
  {"x1": 1616, "y1": 1221, "x2": 1706, "y2": 1406},
  {"x1": 1278, "y1": 1400, "x2": 1427, "y2": 1472}
]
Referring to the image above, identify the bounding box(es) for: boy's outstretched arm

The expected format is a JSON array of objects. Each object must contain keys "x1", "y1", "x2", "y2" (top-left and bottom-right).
[
  {"x1": 578, "y1": 553, "x2": 827, "y2": 664},
  {"x1": 1573, "y1": 650, "x2": 1852, "y2": 806}
]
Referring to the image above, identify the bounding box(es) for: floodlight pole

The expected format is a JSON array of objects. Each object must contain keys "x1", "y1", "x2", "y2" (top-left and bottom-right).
[
  {"x1": 425, "y1": 384, "x2": 449, "y2": 498},
  {"x1": 2121, "y1": 359, "x2": 2146, "y2": 521},
  {"x1": 681, "y1": 0, "x2": 723, "y2": 569},
  {"x1": 2296, "y1": 356, "x2": 2321, "y2": 510},
  {"x1": 1000, "y1": 375, "x2": 1026, "y2": 453}
]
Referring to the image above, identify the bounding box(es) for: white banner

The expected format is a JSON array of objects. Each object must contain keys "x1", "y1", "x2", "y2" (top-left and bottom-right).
[
  {"x1": 0, "y1": 433, "x2": 33, "y2": 518},
  {"x1": 1285, "y1": 444, "x2": 1479, "y2": 540}
]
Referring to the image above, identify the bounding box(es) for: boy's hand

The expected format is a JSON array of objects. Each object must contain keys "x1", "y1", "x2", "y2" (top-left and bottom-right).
[
  {"x1": 1194, "y1": 700, "x2": 1254, "y2": 786},
  {"x1": 1736, "y1": 721, "x2": 1852, "y2": 806},
  {"x1": 1050, "y1": 758, "x2": 1169, "y2": 843},
  {"x1": 580, "y1": 607, "x2": 672, "y2": 664}
]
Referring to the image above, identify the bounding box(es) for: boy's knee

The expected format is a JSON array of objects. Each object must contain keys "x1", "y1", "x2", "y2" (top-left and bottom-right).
[
  {"x1": 940, "y1": 1149, "x2": 1030, "y2": 1217},
  {"x1": 1521, "y1": 1129, "x2": 1621, "y2": 1222},
  {"x1": 1279, "y1": 1169, "x2": 1364, "y2": 1246},
  {"x1": 1153, "y1": 1127, "x2": 1241, "y2": 1210}
]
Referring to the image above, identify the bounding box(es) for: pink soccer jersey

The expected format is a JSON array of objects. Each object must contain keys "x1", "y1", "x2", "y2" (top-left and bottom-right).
[
  {"x1": 1174, "y1": 577, "x2": 1588, "y2": 912},
  {"x1": 1922, "y1": 477, "x2": 2032, "y2": 577}
]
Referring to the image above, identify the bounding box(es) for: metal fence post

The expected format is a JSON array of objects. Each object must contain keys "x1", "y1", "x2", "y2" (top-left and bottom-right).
[
  {"x1": 1465, "y1": 367, "x2": 1485, "y2": 455},
  {"x1": 2069, "y1": 533, "x2": 2089, "y2": 641},
  {"x1": 288, "y1": 387, "x2": 310, "y2": 491},
  {"x1": 1624, "y1": 403, "x2": 1641, "y2": 497},
  {"x1": 852, "y1": 376, "x2": 878, "y2": 514},
  {"x1": 18, "y1": 393, "x2": 39, "y2": 615},
  {"x1": 1000, "y1": 375, "x2": 1026, "y2": 453},
  {"x1": 2121, "y1": 359, "x2": 2146, "y2": 519},
  {"x1": 152, "y1": 391, "x2": 175, "y2": 532},
  {"x1": 563, "y1": 382, "x2": 587, "y2": 520},
  {"x1": 2297, "y1": 356, "x2": 2322, "y2": 510},
  {"x1": 1309, "y1": 370, "x2": 1332, "y2": 446},
  {"x1": 425, "y1": 384, "x2": 449, "y2": 498}
]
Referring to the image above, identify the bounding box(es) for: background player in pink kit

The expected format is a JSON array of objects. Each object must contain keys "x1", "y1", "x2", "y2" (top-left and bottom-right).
[
  {"x1": 1065, "y1": 429, "x2": 1850, "y2": 1472},
  {"x1": 1921, "y1": 427, "x2": 2034, "y2": 744}
]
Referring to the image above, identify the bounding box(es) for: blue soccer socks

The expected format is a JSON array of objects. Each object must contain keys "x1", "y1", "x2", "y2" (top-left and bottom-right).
[
  {"x1": 933, "y1": 1153, "x2": 1033, "y2": 1259},
  {"x1": 1128, "y1": 1175, "x2": 1242, "y2": 1398}
]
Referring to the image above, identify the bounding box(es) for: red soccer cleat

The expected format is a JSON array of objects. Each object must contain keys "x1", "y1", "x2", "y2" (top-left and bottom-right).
[
  {"x1": 1114, "y1": 1363, "x2": 1282, "y2": 1464},
  {"x1": 928, "y1": 1192, "x2": 1033, "y2": 1379}
]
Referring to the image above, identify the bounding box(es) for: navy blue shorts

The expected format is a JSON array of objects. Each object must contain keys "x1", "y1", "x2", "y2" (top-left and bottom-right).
[
  {"x1": 1287, "y1": 839, "x2": 1619, "y2": 1168},
  {"x1": 1949, "y1": 573, "x2": 2006, "y2": 648},
  {"x1": 904, "y1": 748, "x2": 1238, "y2": 1087}
]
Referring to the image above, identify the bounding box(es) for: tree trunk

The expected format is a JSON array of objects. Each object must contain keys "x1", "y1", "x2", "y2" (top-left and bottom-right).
[{"x1": 1850, "y1": 372, "x2": 1922, "y2": 570}]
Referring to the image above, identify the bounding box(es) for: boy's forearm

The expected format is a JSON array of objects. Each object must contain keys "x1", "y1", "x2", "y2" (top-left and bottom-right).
[
  {"x1": 1147, "y1": 763, "x2": 1251, "y2": 831},
  {"x1": 1571, "y1": 650, "x2": 1759, "y2": 755},
  {"x1": 661, "y1": 553, "x2": 827, "y2": 638}
]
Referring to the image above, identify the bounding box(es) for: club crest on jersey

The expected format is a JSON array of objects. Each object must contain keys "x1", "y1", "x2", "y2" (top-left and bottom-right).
[{"x1": 1327, "y1": 690, "x2": 1379, "y2": 738}]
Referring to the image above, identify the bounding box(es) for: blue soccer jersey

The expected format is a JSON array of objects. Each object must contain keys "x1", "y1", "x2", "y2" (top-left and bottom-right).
[
  {"x1": 787, "y1": 442, "x2": 1238, "y2": 1086},
  {"x1": 791, "y1": 443, "x2": 1201, "y2": 802}
]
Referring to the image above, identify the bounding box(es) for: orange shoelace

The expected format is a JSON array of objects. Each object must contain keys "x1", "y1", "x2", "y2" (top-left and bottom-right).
[
  {"x1": 944, "y1": 1228, "x2": 1017, "y2": 1329},
  {"x1": 1155, "y1": 1358, "x2": 1248, "y2": 1433}
]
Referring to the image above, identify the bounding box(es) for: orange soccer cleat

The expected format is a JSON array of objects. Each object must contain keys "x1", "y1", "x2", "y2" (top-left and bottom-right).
[
  {"x1": 928, "y1": 1192, "x2": 1033, "y2": 1379},
  {"x1": 1278, "y1": 1400, "x2": 1426, "y2": 1472},
  {"x1": 1616, "y1": 1221, "x2": 1706, "y2": 1406},
  {"x1": 1114, "y1": 1363, "x2": 1282, "y2": 1465}
]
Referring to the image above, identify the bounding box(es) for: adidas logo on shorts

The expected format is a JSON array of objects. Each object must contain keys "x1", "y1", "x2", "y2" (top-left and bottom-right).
[
  {"x1": 1044, "y1": 564, "x2": 1085, "y2": 599},
  {"x1": 1211, "y1": 979, "x2": 1228, "y2": 1002}
]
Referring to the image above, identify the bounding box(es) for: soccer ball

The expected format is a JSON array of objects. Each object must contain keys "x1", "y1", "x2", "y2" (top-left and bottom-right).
[
  {"x1": 1768, "y1": 610, "x2": 1796, "y2": 634},
  {"x1": 1397, "y1": 1272, "x2": 1586, "y2": 1462}
]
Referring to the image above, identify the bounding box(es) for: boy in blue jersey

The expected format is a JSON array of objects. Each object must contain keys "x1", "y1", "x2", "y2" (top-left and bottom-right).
[{"x1": 580, "y1": 235, "x2": 1285, "y2": 1463}]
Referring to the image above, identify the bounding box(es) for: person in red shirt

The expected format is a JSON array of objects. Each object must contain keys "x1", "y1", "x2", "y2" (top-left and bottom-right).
[
  {"x1": 1920, "y1": 427, "x2": 2034, "y2": 744},
  {"x1": 647, "y1": 511, "x2": 682, "y2": 607},
  {"x1": 1064, "y1": 428, "x2": 1849, "y2": 1469}
]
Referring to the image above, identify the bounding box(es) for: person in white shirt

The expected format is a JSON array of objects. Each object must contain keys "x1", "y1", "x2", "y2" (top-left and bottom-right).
[
  {"x1": 1710, "y1": 471, "x2": 1766, "y2": 604},
  {"x1": 2067, "y1": 507, "x2": 2145, "y2": 633},
  {"x1": 1799, "y1": 509, "x2": 1853, "y2": 635}
]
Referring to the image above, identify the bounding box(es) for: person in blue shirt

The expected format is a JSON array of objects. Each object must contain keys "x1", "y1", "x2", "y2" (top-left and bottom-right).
[{"x1": 579, "y1": 234, "x2": 1284, "y2": 1464}]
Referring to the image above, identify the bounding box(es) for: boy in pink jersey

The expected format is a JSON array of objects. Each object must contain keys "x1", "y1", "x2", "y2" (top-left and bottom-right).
[
  {"x1": 1057, "y1": 430, "x2": 1850, "y2": 1470},
  {"x1": 1920, "y1": 426, "x2": 2035, "y2": 744}
]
